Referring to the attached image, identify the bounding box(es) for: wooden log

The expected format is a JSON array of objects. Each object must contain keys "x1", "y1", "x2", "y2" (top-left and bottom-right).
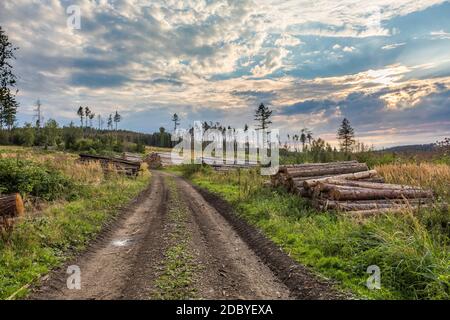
[
  {"x1": 279, "y1": 160, "x2": 358, "y2": 172},
  {"x1": 0, "y1": 194, "x2": 24, "y2": 231},
  {"x1": 303, "y1": 170, "x2": 378, "y2": 188},
  {"x1": 360, "y1": 176, "x2": 385, "y2": 183},
  {"x1": 326, "y1": 185, "x2": 433, "y2": 201},
  {"x1": 294, "y1": 186, "x2": 310, "y2": 197},
  {"x1": 319, "y1": 180, "x2": 420, "y2": 190},
  {"x1": 317, "y1": 198, "x2": 433, "y2": 211},
  {"x1": 344, "y1": 206, "x2": 431, "y2": 218},
  {"x1": 0, "y1": 193, "x2": 24, "y2": 218},
  {"x1": 286, "y1": 163, "x2": 369, "y2": 178}
]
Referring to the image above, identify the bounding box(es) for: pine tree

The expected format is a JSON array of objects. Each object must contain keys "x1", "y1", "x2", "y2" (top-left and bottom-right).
[
  {"x1": 107, "y1": 114, "x2": 113, "y2": 130},
  {"x1": 1, "y1": 91, "x2": 18, "y2": 130},
  {"x1": 171, "y1": 113, "x2": 180, "y2": 131},
  {"x1": 84, "y1": 107, "x2": 91, "y2": 128},
  {"x1": 254, "y1": 103, "x2": 272, "y2": 131},
  {"x1": 113, "y1": 111, "x2": 121, "y2": 131},
  {"x1": 77, "y1": 106, "x2": 84, "y2": 127},
  {"x1": 300, "y1": 129, "x2": 307, "y2": 152},
  {"x1": 0, "y1": 26, "x2": 19, "y2": 131},
  {"x1": 88, "y1": 112, "x2": 95, "y2": 128},
  {"x1": 337, "y1": 118, "x2": 355, "y2": 154}
]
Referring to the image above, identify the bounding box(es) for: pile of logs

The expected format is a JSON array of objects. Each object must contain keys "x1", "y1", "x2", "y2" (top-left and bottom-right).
[
  {"x1": 271, "y1": 161, "x2": 434, "y2": 217},
  {"x1": 0, "y1": 193, "x2": 24, "y2": 230},
  {"x1": 271, "y1": 161, "x2": 379, "y2": 195},
  {"x1": 120, "y1": 152, "x2": 143, "y2": 163},
  {"x1": 79, "y1": 154, "x2": 142, "y2": 176},
  {"x1": 144, "y1": 152, "x2": 162, "y2": 169}
]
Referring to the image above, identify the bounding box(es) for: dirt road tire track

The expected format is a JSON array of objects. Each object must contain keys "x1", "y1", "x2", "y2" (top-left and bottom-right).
[
  {"x1": 190, "y1": 183, "x2": 347, "y2": 300},
  {"x1": 29, "y1": 173, "x2": 168, "y2": 300},
  {"x1": 29, "y1": 170, "x2": 344, "y2": 300}
]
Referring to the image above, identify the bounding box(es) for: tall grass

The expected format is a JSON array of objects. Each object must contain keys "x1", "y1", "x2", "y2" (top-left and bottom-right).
[{"x1": 376, "y1": 163, "x2": 450, "y2": 199}]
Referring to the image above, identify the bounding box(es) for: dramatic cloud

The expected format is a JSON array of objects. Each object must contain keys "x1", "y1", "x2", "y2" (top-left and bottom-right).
[{"x1": 0, "y1": 0, "x2": 449, "y2": 147}]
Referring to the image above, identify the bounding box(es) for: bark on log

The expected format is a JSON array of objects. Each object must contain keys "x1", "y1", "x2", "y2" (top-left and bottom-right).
[
  {"x1": 360, "y1": 177, "x2": 385, "y2": 183},
  {"x1": 279, "y1": 160, "x2": 358, "y2": 172},
  {"x1": 303, "y1": 170, "x2": 378, "y2": 188},
  {"x1": 318, "y1": 180, "x2": 420, "y2": 191},
  {"x1": 286, "y1": 163, "x2": 369, "y2": 178},
  {"x1": 344, "y1": 206, "x2": 431, "y2": 218},
  {"x1": 294, "y1": 186, "x2": 310, "y2": 197},
  {"x1": 326, "y1": 185, "x2": 433, "y2": 201},
  {"x1": 0, "y1": 194, "x2": 24, "y2": 218},
  {"x1": 316, "y1": 198, "x2": 432, "y2": 211},
  {"x1": 285, "y1": 163, "x2": 368, "y2": 177}
]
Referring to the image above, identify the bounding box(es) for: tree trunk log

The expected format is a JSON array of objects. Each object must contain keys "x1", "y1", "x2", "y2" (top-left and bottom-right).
[
  {"x1": 316, "y1": 198, "x2": 432, "y2": 211},
  {"x1": 303, "y1": 170, "x2": 378, "y2": 188},
  {"x1": 344, "y1": 206, "x2": 431, "y2": 218},
  {"x1": 326, "y1": 185, "x2": 433, "y2": 201},
  {"x1": 279, "y1": 160, "x2": 358, "y2": 172},
  {"x1": 318, "y1": 180, "x2": 419, "y2": 191},
  {"x1": 286, "y1": 163, "x2": 368, "y2": 177},
  {"x1": 0, "y1": 193, "x2": 24, "y2": 218}
]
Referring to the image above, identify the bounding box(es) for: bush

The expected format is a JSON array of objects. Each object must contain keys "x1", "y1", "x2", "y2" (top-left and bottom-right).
[
  {"x1": 0, "y1": 158, "x2": 74, "y2": 201},
  {"x1": 179, "y1": 164, "x2": 212, "y2": 178}
]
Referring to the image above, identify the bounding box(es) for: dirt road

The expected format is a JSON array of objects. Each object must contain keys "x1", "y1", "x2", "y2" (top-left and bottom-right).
[{"x1": 30, "y1": 171, "x2": 341, "y2": 300}]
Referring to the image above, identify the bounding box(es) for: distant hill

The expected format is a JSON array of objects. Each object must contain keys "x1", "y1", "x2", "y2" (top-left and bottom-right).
[{"x1": 379, "y1": 144, "x2": 436, "y2": 153}]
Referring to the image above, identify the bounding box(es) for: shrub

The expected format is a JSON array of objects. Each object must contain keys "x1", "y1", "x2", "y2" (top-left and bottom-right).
[{"x1": 0, "y1": 158, "x2": 74, "y2": 201}]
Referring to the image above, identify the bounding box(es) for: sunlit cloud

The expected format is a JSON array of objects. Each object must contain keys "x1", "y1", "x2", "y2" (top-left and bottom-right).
[{"x1": 0, "y1": 0, "x2": 449, "y2": 147}]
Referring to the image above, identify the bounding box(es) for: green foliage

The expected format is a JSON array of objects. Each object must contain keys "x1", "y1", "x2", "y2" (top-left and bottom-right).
[
  {"x1": 0, "y1": 158, "x2": 74, "y2": 200},
  {"x1": 178, "y1": 164, "x2": 212, "y2": 178}
]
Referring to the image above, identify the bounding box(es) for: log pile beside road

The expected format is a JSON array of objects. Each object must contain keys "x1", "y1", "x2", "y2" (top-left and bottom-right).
[
  {"x1": 271, "y1": 161, "x2": 434, "y2": 217},
  {"x1": 144, "y1": 153, "x2": 162, "y2": 169},
  {"x1": 79, "y1": 154, "x2": 142, "y2": 176}
]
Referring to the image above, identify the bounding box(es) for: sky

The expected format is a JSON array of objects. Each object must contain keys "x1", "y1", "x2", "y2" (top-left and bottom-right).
[{"x1": 1, "y1": 0, "x2": 450, "y2": 148}]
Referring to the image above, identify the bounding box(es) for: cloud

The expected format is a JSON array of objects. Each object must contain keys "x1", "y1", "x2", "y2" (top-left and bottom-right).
[
  {"x1": 342, "y1": 46, "x2": 355, "y2": 52},
  {"x1": 275, "y1": 33, "x2": 303, "y2": 47},
  {"x1": 70, "y1": 73, "x2": 129, "y2": 88},
  {"x1": 430, "y1": 30, "x2": 450, "y2": 39},
  {"x1": 0, "y1": 0, "x2": 449, "y2": 147},
  {"x1": 382, "y1": 42, "x2": 406, "y2": 50},
  {"x1": 251, "y1": 48, "x2": 288, "y2": 77}
]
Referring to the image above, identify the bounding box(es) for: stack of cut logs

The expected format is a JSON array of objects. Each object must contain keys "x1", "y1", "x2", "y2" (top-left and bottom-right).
[
  {"x1": 144, "y1": 152, "x2": 162, "y2": 169},
  {"x1": 0, "y1": 193, "x2": 25, "y2": 229},
  {"x1": 271, "y1": 161, "x2": 434, "y2": 217},
  {"x1": 79, "y1": 154, "x2": 142, "y2": 176}
]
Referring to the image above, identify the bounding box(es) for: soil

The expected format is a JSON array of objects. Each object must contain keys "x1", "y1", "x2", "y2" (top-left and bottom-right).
[{"x1": 29, "y1": 171, "x2": 345, "y2": 300}]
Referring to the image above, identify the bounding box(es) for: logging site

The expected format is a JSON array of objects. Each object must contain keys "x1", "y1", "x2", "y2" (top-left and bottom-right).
[{"x1": 0, "y1": 1, "x2": 449, "y2": 308}]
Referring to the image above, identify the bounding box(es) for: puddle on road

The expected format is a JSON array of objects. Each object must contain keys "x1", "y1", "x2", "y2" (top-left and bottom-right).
[{"x1": 111, "y1": 239, "x2": 132, "y2": 247}]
